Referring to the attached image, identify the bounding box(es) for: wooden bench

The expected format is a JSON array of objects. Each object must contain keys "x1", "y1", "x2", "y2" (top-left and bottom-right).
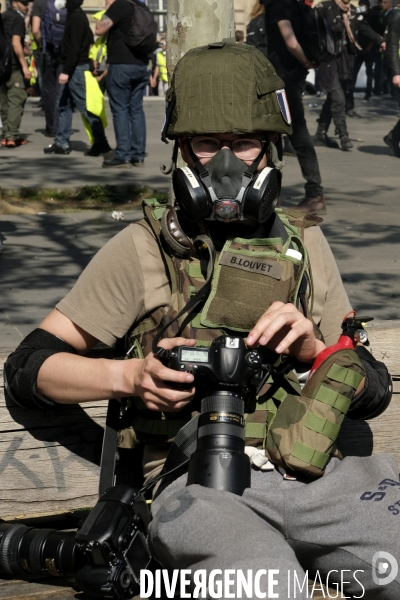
[
  {"x1": 1, "y1": 320, "x2": 398, "y2": 521},
  {"x1": 0, "y1": 321, "x2": 398, "y2": 599}
]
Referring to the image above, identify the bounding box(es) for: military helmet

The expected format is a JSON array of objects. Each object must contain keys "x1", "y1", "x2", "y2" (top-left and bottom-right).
[{"x1": 163, "y1": 39, "x2": 293, "y2": 140}]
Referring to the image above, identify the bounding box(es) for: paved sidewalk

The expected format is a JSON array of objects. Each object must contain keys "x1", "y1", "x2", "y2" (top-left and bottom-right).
[
  {"x1": 0, "y1": 96, "x2": 172, "y2": 190},
  {"x1": 1, "y1": 94, "x2": 400, "y2": 349}
]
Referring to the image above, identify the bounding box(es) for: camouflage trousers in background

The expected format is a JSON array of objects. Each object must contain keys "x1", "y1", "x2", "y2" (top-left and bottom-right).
[
  {"x1": 0, "y1": 69, "x2": 27, "y2": 141},
  {"x1": 150, "y1": 454, "x2": 400, "y2": 599}
]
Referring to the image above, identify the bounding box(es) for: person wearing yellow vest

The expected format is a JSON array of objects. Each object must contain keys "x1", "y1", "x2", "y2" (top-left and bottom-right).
[
  {"x1": 154, "y1": 38, "x2": 167, "y2": 96},
  {"x1": 90, "y1": 9, "x2": 108, "y2": 92},
  {"x1": 43, "y1": 0, "x2": 111, "y2": 156}
]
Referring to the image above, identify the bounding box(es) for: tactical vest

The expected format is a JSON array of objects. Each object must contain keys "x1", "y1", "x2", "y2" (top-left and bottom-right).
[
  {"x1": 120, "y1": 202, "x2": 311, "y2": 439},
  {"x1": 120, "y1": 200, "x2": 365, "y2": 478}
]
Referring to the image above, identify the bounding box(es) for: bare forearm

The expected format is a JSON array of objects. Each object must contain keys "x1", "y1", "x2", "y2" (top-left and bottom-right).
[
  {"x1": 12, "y1": 37, "x2": 29, "y2": 71},
  {"x1": 95, "y1": 15, "x2": 113, "y2": 37},
  {"x1": 278, "y1": 20, "x2": 310, "y2": 66},
  {"x1": 286, "y1": 41, "x2": 309, "y2": 66},
  {"x1": 37, "y1": 353, "x2": 139, "y2": 404},
  {"x1": 32, "y1": 16, "x2": 41, "y2": 43}
]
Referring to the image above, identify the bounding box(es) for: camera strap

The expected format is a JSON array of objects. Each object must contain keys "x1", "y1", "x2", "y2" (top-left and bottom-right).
[
  {"x1": 152, "y1": 234, "x2": 215, "y2": 358},
  {"x1": 142, "y1": 412, "x2": 200, "y2": 498},
  {"x1": 99, "y1": 398, "x2": 121, "y2": 495}
]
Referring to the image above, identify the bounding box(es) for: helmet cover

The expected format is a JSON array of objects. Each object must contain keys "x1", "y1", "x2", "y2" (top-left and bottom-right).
[{"x1": 164, "y1": 40, "x2": 293, "y2": 139}]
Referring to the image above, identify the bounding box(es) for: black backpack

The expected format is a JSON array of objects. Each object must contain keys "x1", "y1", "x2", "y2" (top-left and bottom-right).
[
  {"x1": 298, "y1": 0, "x2": 336, "y2": 64},
  {"x1": 124, "y1": 0, "x2": 158, "y2": 55},
  {"x1": 0, "y1": 11, "x2": 12, "y2": 86},
  {"x1": 41, "y1": 0, "x2": 67, "y2": 48}
]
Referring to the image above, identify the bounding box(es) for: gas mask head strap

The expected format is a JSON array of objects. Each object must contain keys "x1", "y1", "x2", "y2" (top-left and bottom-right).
[{"x1": 153, "y1": 235, "x2": 216, "y2": 358}]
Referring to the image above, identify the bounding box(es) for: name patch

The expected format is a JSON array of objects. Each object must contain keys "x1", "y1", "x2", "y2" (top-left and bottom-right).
[{"x1": 220, "y1": 252, "x2": 282, "y2": 279}]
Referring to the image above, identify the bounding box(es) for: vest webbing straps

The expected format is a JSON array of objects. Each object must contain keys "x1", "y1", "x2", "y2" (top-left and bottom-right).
[
  {"x1": 314, "y1": 386, "x2": 351, "y2": 413},
  {"x1": 152, "y1": 235, "x2": 215, "y2": 357},
  {"x1": 291, "y1": 442, "x2": 329, "y2": 470},
  {"x1": 327, "y1": 364, "x2": 364, "y2": 389},
  {"x1": 304, "y1": 412, "x2": 341, "y2": 441}
]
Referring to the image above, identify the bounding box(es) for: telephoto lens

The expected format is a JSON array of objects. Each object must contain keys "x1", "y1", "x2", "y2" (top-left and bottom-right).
[
  {"x1": 0, "y1": 522, "x2": 78, "y2": 578},
  {"x1": 187, "y1": 391, "x2": 251, "y2": 495}
]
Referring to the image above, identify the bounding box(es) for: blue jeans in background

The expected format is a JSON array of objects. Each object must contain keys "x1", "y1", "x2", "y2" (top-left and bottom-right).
[
  {"x1": 107, "y1": 63, "x2": 149, "y2": 162},
  {"x1": 55, "y1": 64, "x2": 107, "y2": 148}
]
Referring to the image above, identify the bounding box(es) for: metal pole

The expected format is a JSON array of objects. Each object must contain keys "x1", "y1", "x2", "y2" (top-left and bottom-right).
[{"x1": 166, "y1": 0, "x2": 235, "y2": 76}]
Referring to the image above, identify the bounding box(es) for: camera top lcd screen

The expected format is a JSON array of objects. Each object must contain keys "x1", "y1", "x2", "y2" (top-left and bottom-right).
[{"x1": 180, "y1": 348, "x2": 210, "y2": 363}]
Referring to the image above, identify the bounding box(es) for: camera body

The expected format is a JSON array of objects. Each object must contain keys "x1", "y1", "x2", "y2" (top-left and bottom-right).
[
  {"x1": 161, "y1": 335, "x2": 272, "y2": 401},
  {"x1": 74, "y1": 485, "x2": 151, "y2": 599},
  {"x1": 159, "y1": 336, "x2": 275, "y2": 495},
  {"x1": 0, "y1": 485, "x2": 152, "y2": 600}
]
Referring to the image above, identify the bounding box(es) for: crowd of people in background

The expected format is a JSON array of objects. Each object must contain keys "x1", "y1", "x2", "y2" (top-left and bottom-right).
[{"x1": 1, "y1": 0, "x2": 399, "y2": 209}]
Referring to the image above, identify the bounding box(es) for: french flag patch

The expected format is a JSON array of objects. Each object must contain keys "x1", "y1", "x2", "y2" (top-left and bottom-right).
[{"x1": 276, "y1": 89, "x2": 292, "y2": 125}]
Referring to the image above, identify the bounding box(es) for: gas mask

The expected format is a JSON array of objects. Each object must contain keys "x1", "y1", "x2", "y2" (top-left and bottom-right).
[{"x1": 172, "y1": 143, "x2": 282, "y2": 224}]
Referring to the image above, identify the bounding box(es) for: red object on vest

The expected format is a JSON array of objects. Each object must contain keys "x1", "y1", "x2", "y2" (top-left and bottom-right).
[
  {"x1": 308, "y1": 311, "x2": 373, "y2": 380},
  {"x1": 308, "y1": 335, "x2": 355, "y2": 380}
]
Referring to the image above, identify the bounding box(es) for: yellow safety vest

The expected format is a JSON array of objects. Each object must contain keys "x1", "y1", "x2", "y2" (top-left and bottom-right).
[{"x1": 157, "y1": 51, "x2": 168, "y2": 83}]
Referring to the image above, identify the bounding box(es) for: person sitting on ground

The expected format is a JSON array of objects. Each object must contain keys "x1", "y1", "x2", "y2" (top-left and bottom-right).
[
  {"x1": 4, "y1": 41, "x2": 397, "y2": 599},
  {"x1": 43, "y1": 0, "x2": 111, "y2": 156}
]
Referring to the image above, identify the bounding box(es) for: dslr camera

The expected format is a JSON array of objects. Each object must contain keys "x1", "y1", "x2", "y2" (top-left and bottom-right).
[
  {"x1": 0, "y1": 485, "x2": 151, "y2": 599},
  {"x1": 158, "y1": 335, "x2": 275, "y2": 495}
]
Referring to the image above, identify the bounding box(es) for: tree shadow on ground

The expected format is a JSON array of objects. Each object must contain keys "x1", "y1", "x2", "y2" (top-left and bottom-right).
[
  {"x1": 0, "y1": 154, "x2": 171, "y2": 190},
  {"x1": 0, "y1": 212, "x2": 138, "y2": 332}
]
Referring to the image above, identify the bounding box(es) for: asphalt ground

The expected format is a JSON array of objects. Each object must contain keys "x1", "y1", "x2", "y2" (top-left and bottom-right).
[{"x1": 1, "y1": 93, "x2": 400, "y2": 350}]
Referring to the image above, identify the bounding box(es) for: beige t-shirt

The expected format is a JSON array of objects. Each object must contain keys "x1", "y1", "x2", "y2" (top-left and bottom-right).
[{"x1": 57, "y1": 221, "x2": 351, "y2": 348}]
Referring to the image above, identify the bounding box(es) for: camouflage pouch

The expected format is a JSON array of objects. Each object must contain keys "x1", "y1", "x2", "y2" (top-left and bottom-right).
[{"x1": 266, "y1": 349, "x2": 365, "y2": 478}]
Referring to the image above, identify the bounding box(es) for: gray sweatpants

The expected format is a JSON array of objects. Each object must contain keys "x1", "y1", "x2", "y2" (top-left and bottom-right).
[{"x1": 149, "y1": 454, "x2": 400, "y2": 599}]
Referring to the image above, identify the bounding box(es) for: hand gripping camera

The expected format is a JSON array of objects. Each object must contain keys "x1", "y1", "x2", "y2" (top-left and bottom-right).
[
  {"x1": 159, "y1": 335, "x2": 275, "y2": 496},
  {"x1": 0, "y1": 485, "x2": 151, "y2": 599}
]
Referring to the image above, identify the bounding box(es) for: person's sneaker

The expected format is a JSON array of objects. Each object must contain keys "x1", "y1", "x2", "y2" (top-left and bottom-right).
[
  {"x1": 340, "y1": 136, "x2": 353, "y2": 151},
  {"x1": 85, "y1": 141, "x2": 112, "y2": 157},
  {"x1": 43, "y1": 143, "x2": 71, "y2": 155},
  {"x1": 102, "y1": 157, "x2": 132, "y2": 168},
  {"x1": 346, "y1": 110, "x2": 362, "y2": 118},
  {"x1": 314, "y1": 132, "x2": 339, "y2": 149},
  {"x1": 296, "y1": 195, "x2": 327, "y2": 215},
  {"x1": 383, "y1": 132, "x2": 400, "y2": 157},
  {"x1": 131, "y1": 159, "x2": 145, "y2": 167}
]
